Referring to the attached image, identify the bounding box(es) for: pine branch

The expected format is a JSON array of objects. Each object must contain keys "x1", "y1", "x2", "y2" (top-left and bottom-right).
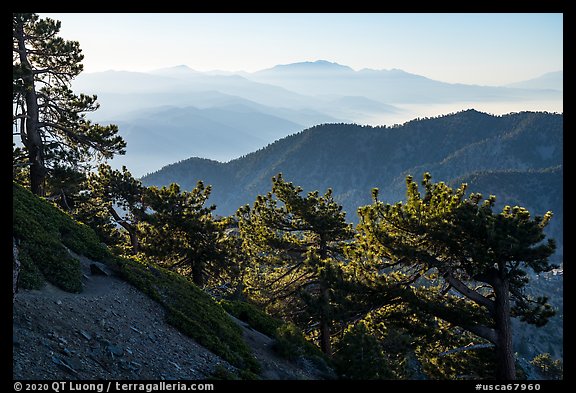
[{"x1": 444, "y1": 274, "x2": 495, "y2": 315}]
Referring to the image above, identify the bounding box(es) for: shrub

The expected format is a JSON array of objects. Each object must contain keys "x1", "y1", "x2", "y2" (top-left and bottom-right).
[
  {"x1": 219, "y1": 300, "x2": 283, "y2": 337},
  {"x1": 13, "y1": 183, "x2": 109, "y2": 292}
]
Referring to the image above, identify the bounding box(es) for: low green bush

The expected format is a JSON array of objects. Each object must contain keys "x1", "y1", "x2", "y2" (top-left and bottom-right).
[
  {"x1": 117, "y1": 257, "x2": 260, "y2": 374},
  {"x1": 219, "y1": 299, "x2": 283, "y2": 337},
  {"x1": 13, "y1": 183, "x2": 109, "y2": 292}
]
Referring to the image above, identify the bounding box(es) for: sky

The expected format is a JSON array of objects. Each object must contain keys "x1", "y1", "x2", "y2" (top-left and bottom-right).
[{"x1": 40, "y1": 13, "x2": 562, "y2": 86}]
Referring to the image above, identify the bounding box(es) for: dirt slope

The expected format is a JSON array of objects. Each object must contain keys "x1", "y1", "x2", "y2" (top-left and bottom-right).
[
  {"x1": 13, "y1": 252, "x2": 331, "y2": 380},
  {"x1": 13, "y1": 253, "x2": 233, "y2": 380}
]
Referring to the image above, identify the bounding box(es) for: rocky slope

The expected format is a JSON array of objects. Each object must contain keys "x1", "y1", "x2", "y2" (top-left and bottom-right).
[{"x1": 13, "y1": 251, "x2": 332, "y2": 380}]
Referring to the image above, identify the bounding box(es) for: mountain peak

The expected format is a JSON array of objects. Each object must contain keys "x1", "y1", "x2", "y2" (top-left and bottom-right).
[
  {"x1": 150, "y1": 64, "x2": 199, "y2": 76},
  {"x1": 257, "y1": 60, "x2": 354, "y2": 74},
  {"x1": 506, "y1": 70, "x2": 563, "y2": 91}
]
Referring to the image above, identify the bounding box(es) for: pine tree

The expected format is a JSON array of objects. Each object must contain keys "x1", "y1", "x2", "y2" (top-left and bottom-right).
[
  {"x1": 530, "y1": 353, "x2": 563, "y2": 380},
  {"x1": 356, "y1": 173, "x2": 556, "y2": 380},
  {"x1": 13, "y1": 13, "x2": 125, "y2": 196},
  {"x1": 236, "y1": 174, "x2": 354, "y2": 355},
  {"x1": 140, "y1": 182, "x2": 222, "y2": 287},
  {"x1": 75, "y1": 164, "x2": 145, "y2": 254}
]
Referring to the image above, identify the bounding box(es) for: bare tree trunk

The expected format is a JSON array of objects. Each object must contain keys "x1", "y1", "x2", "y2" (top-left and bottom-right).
[
  {"x1": 493, "y1": 274, "x2": 516, "y2": 380},
  {"x1": 13, "y1": 237, "x2": 20, "y2": 302},
  {"x1": 128, "y1": 231, "x2": 139, "y2": 254},
  {"x1": 107, "y1": 206, "x2": 139, "y2": 254},
  {"x1": 192, "y1": 260, "x2": 204, "y2": 287},
  {"x1": 319, "y1": 281, "x2": 332, "y2": 356},
  {"x1": 15, "y1": 19, "x2": 45, "y2": 196},
  {"x1": 318, "y1": 239, "x2": 332, "y2": 356}
]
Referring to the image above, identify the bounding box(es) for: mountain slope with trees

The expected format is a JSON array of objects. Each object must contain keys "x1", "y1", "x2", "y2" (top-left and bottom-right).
[
  {"x1": 72, "y1": 60, "x2": 562, "y2": 176},
  {"x1": 142, "y1": 110, "x2": 562, "y2": 252},
  {"x1": 141, "y1": 111, "x2": 563, "y2": 377},
  {"x1": 13, "y1": 183, "x2": 332, "y2": 380}
]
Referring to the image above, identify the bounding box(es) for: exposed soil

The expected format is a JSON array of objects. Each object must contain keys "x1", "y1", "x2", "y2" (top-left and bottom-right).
[{"x1": 12, "y1": 252, "x2": 331, "y2": 380}]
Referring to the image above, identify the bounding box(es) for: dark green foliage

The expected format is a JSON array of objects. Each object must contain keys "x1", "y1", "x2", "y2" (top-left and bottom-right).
[
  {"x1": 451, "y1": 167, "x2": 563, "y2": 266},
  {"x1": 273, "y1": 323, "x2": 327, "y2": 363},
  {"x1": 417, "y1": 342, "x2": 497, "y2": 380},
  {"x1": 220, "y1": 299, "x2": 329, "y2": 369},
  {"x1": 13, "y1": 183, "x2": 108, "y2": 292},
  {"x1": 335, "y1": 322, "x2": 394, "y2": 379},
  {"x1": 115, "y1": 257, "x2": 260, "y2": 374},
  {"x1": 237, "y1": 173, "x2": 354, "y2": 355},
  {"x1": 13, "y1": 13, "x2": 125, "y2": 195},
  {"x1": 17, "y1": 248, "x2": 45, "y2": 290},
  {"x1": 220, "y1": 300, "x2": 283, "y2": 338},
  {"x1": 140, "y1": 181, "x2": 223, "y2": 287},
  {"x1": 530, "y1": 353, "x2": 563, "y2": 380},
  {"x1": 74, "y1": 164, "x2": 145, "y2": 254},
  {"x1": 355, "y1": 173, "x2": 557, "y2": 379},
  {"x1": 44, "y1": 165, "x2": 87, "y2": 211}
]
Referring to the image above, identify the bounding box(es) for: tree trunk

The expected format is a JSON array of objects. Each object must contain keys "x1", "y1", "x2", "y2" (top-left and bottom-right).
[
  {"x1": 319, "y1": 280, "x2": 332, "y2": 357},
  {"x1": 318, "y1": 239, "x2": 332, "y2": 356},
  {"x1": 493, "y1": 274, "x2": 516, "y2": 380},
  {"x1": 15, "y1": 19, "x2": 45, "y2": 196},
  {"x1": 192, "y1": 260, "x2": 204, "y2": 287},
  {"x1": 128, "y1": 231, "x2": 139, "y2": 254},
  {"x1": 107, "y1": 206, "x2": 139, "y2": 254},
  {"x1": 13, "y1": 237, "x2": 20, "y2": 302}
]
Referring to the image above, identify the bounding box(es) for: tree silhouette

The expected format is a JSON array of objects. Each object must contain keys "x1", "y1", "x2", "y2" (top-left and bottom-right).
[
  {"x1": 356, "y1": 173, "x2": 556, "y2": 380},
  {"x1": 13, "y1": 13, "x2": 125, "y2": 196}
]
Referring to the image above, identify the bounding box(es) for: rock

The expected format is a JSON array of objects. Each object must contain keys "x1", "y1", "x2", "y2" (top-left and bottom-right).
[
  {"x1": 79, "y1": 330, "x2": 92, "y2": 341},
  {"x1": 107, "y1": 344, "x2": 123, "y2": 357},
  {"x1": 90, "y1": 263, "x2": 109, "y2": 276},
  {"x1": 41, "y1": 338, "x2": 53, "y2": 348},
  {"x1": 51, "y1": 355, "x2": 78, "y2": 375},
  {"x1": 168, "y1": 360, "x2": 181, "y2": 370}
]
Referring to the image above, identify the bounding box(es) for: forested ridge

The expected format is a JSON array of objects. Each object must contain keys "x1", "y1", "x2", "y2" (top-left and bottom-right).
[
  {"x1": 143, "y1": 111, "x2": 563, "y2": 267},
  {"x1": 13, "y1": 13, "x2": 563, "y2": 381}
]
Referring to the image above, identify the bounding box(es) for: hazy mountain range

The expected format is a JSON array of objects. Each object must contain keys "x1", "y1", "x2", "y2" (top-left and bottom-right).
[
  {"x1": 140, "y1": 109, "x2": 563, "y2": 364},
  {"x1": 73, "y1": 61, "x2": 562, "y2": 176},
  {"x1": 141, "y1": 110, "x2": 562, "y2": 260}
]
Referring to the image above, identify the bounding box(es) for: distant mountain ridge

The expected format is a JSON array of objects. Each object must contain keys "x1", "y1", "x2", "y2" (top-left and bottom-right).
[
  {"x1": 141, "y1": 110, "x2": 562, "y2": 257},
  {"x1": 254, "y1": 60, "x2": 355, "y2": 76},
  {"x1": 247, "y1": 60, "x2": 561, "y2": 102},
  {"x1": 72, "y1": 61, "x2": 562, "y2": 176},
  {"x1": 506, "y1": 71, "x2": 563, "y2": 91},
  {"x1": 142, "y1": 111, "x2": 564, "y2": 364}
]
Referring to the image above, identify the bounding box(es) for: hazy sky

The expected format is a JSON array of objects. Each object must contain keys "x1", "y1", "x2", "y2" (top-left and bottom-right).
[{"x1": 41, "y1": 13, "x2": 562, "y2": 86}]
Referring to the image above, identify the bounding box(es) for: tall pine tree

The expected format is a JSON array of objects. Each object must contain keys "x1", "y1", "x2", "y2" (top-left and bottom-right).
[
  {"x1": 75, "y1": 164, "x2": 145, "y2": 254},
  {"x1": 237, "y1": 174, "x2": 354, "y2": 355},
  {"x1": 356, "y1": 173, "x2": 556, "y2": 380},
  {"x1": 140, "y1": 182, "x2": 223, "y2": 287},
  {"x1": 13, "y1": 13, "x2": 125, "y2": 196}
]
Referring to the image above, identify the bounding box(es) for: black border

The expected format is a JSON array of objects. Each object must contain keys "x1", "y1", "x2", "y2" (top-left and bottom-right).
[{"x1": 8, "y1": 6, "x2": 570, "y2": 391}]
